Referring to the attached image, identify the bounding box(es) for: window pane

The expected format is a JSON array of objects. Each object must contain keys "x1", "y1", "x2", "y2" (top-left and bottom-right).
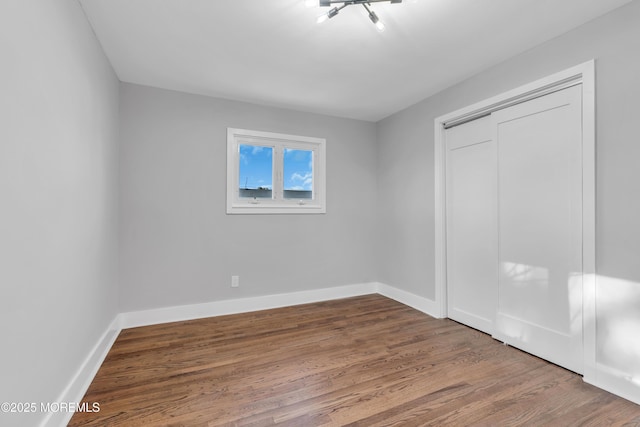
[
  {"x1": 283, "y1": 148, "x2": 313, "y2": 199},
  {"x1": 239, "y1": 144, "x2": 273, "y2": 199}
]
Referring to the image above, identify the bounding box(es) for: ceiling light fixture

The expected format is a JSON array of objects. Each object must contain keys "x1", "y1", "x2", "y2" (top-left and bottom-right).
[{"x1": 315, "y1": 0, "x2": 402, "y2": 31}]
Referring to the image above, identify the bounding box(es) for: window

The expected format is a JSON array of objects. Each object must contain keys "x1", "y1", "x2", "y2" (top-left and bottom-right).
[{"x1": 227, "y1": 128, "x2": 326, "y2": 214}]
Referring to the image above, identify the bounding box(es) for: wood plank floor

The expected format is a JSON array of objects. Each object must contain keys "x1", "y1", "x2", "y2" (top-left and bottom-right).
[{"x1": 70, "y1": 295, "x2": 640, "y2": 426}]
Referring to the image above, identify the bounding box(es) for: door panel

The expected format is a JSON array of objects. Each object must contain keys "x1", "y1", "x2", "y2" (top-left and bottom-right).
[
  {"x1": 493, "y1": 85, "x2": 583, "y2": 374},
  {"x1": 445, "y1": 116, "x2": 496, "y2": 335}
]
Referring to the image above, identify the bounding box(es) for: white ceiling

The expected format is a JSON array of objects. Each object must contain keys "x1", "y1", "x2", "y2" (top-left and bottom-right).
[{"x1": 80, "y1": 0, "x2": 631, "y2": 121}]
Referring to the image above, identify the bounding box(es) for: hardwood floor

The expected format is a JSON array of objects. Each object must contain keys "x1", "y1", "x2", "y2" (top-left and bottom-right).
[{"x1": 70, "y1": 295, "x2": 640, "y2": 426}]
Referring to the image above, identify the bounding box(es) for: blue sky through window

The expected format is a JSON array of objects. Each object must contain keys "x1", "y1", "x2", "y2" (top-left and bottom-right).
[
  {"x1": 239, "y1": 144, "x2": 272, "y2": 189},
  {"x1": 284, "y1": 149, "x2": 313, "y2": 191},
  {"x1": 238, "y1": 145, "x2": 313, "y2": 192}
]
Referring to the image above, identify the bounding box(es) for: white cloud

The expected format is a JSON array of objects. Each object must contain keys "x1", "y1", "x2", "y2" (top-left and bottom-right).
[{"x1": 291, "y1": 172, "x2": 312, "y2": 182}]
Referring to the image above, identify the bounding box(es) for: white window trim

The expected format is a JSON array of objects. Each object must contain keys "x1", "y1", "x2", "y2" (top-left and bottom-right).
[{"x1": 226, "y1": 128, "x2": 326, "y2": 214}]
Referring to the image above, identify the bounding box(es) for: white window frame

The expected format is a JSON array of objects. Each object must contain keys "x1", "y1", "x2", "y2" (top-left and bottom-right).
[{"x1": 226, "y1": 128, "x2": 326, "y2": 214}]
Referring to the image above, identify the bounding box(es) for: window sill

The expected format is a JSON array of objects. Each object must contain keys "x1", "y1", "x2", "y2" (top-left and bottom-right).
[{"x1": 226, "y1": 203, "x2": 326, "y2": 215}]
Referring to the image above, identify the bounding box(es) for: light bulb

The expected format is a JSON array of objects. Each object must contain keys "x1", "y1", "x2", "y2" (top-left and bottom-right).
[
  {"x1": 317, "y1": 13, "x2": 329, "y2": 23},
  {"x1": 367, "y1": 9, "x2": 385, "y2": 32},
  {"x1": 317, "y1": 6, "x2": 339, "y2": 23}
]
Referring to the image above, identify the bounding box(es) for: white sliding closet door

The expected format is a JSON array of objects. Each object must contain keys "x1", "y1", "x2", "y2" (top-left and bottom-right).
[
  {"x1": 493, "y1": 85, "x2": 583, "y2": 374},
  {"x1": 444, "y1": 85, "x2": 584, "y2": 374},
  {"x1": 445, "y1": 116, "x2": 497, "y2": 335}
]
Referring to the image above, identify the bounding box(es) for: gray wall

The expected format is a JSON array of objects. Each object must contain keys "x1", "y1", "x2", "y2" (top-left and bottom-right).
[
  {"x1": 118, "y1": 84, "x2": 378, "y2": 312},
  {"x1": 377, "y1": 0, "x2": 640, "y2": 384},
  {"x1": 0, "y1": 1, "x2": 120, "y2": 426}
]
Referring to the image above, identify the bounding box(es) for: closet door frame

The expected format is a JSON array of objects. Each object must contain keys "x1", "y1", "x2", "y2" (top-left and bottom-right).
[{"x1": 434, "y1": 60, "x2": 596, "y2": 380}]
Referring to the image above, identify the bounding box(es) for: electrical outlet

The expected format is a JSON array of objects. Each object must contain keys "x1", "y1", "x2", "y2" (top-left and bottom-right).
[{"x1": 231, "y1": 275, "x2": 239, "y2": 288}]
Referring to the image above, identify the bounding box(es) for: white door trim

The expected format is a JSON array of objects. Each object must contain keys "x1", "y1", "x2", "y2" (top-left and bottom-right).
[{"x1": 434, "y1": 60, "x2": 596, "y2": 378}]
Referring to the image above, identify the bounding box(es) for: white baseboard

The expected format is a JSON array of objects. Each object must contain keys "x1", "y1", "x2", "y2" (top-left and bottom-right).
[
  {"x1": 120, "y1": 282, "x2": 377, "y2": 329},
  {"x1": 584, "y1": 364, "x2": 640, "y2": 405},
  {"x1": 41, "y1": 316, "x2": 122, "y2": 427},
  {"x1": 40, "y1": 281, "x2": 441, "y2": 427},
  {"x1": 42, "y1": 282, "x2": 382, "y2": 426},
  {"x1": 44, "y1": 282, "x2": 638, "y2": 427},
  {"x1": 376, "y1": 283, "x2": 640, "y2": 406},
  {"x1": 374, "y1": 282, "x2": 440, "y2": 318}
]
